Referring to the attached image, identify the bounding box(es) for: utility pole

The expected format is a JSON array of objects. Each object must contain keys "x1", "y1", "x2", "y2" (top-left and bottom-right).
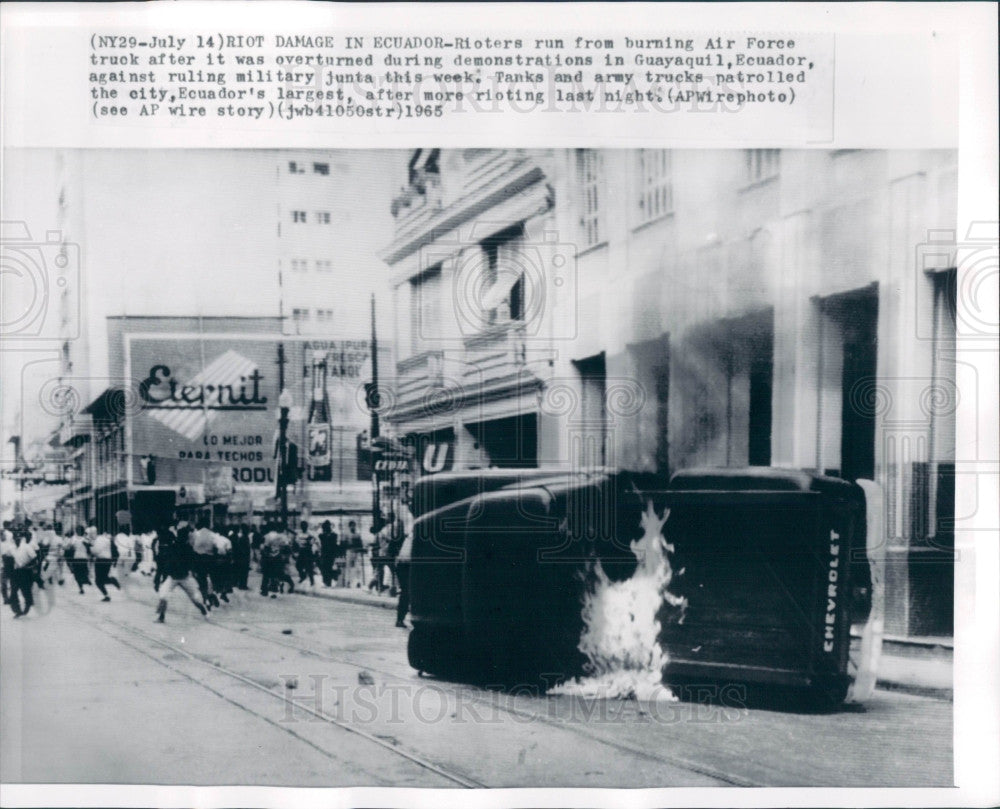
[
  {"x1": 276, "y1": 343, "x2": 289, "y2": 528},
  {"x1": 370, "y1": 294, "x2": 380, "y2": 441},
  {"x1": 369, "y1": 294, "x2": 381, "y2": 533}
]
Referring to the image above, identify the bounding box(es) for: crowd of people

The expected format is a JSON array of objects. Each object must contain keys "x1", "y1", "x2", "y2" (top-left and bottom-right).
[{"x1": 2, "y1": 511, "x2": 411, "y2": 627}]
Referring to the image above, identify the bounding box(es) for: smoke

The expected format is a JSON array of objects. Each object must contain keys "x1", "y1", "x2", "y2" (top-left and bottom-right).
[{"x1": 551, "y1": 501, "x2": 686, "y2": 701}]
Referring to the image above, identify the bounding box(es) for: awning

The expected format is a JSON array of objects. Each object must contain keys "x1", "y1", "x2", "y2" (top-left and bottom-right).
[
  {"x1": 411, "y1": 147, "x2": 440, "y2": 174},
  {"x1": 480, "y1": 269, "x2": 522, "y2": 312},
  {"x1": 83, "y1": 387, "x2": 125, "y2": 424}
]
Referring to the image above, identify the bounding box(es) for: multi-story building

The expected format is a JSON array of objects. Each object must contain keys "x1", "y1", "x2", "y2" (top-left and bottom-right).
[
  {"x1": 382, "y1": 148, "x2": 958, "y2": 639},
  {"x1": 277, "y1": 151, "x2": 394, "y2": 337},
  {"x1": 382, "y1": 149, "x2": 566, "y2": 475}
]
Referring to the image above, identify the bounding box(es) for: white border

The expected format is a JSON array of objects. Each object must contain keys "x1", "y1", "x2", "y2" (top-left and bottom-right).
[{"x1": 2, "y1": 2, "x2": 997, "y2": 807}]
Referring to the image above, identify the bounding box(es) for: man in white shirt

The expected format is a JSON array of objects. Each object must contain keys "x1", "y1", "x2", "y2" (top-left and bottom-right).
[
  {"x1": 91, "y1": 529, "x2": 121, "y2": 602},
  {"x1": 50, "y1": 528, "x2": 68, "y2": 586},
  {"x1": 211, "y1": 528, "x2": 233, "y2": 603},
  {"x1": 191, "y1": 515, "x2": 220, "y2": 608},
  {"x1": 67, "y1": 526, "x2": 92, "y2": 593},
  {"x1": 10, "y1": 527, "x2": 38, "y2": 617},
  {"x1": 114, "y1": 527, "x2": 133, "y2": 573},
  {"x1": 36, "y1": 523, "x2": 61, "y2": 585}
]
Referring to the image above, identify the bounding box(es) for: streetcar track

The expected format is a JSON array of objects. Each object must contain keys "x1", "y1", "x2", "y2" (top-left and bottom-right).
[
  {"x1": 66, "y1": 604, "x2": 483, "y2": 788},
  {"x1": 90, "y1": 579, "x2": 807, "y2": 786},
  {"x1": 75, "y1": 582, "x2": 752, "y2": 785},
  {"x1": 209, "y1": 614, "x2": 768, "y2": 787},
  {"x1": 113, "y1": 581, "x2": 772, "y2": 785}
]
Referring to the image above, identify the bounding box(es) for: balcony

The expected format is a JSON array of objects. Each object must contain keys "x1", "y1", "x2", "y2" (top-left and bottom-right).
[
  {"x1": 461, "y1": 322, "x2": 538, "y2": 398},
  {"x1": 383, "y1": 150, "x2": 545, "y2": 267},
  {"x1": 394, "y1": 349, "x2": 446, "y2": 417},
  {"x1": 391, "y1": 324, "x2": 540, "y2": 424}
]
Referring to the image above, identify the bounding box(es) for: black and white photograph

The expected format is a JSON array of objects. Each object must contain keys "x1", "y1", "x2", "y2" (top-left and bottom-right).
[
  {"x1": 0, "y1": 144, "x2": 963, "y2": 787},
  {"x1": 0, "y1": 3, "x2": 997, "y2": 808}
]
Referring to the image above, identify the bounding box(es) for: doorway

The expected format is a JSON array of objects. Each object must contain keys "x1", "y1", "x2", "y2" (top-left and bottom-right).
[{"x1": 819, "y1": 284, "x2": 879, "y2": 481}]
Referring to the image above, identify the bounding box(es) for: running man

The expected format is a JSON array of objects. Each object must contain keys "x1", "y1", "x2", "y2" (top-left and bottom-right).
[
  {"x1": 211, "y1": 526, "x2": 233, "y2": 603},
  {"x1": 191, "y1": 516, "x2": 220, "y2": 608},
  {"x1": 91, "y1": 528, "x2": 121, "y2": 602},
  {"x1": 67, "y1": 526, "x2": 92, "y2": 594},
  {"x1": 154, "y1": 523, "x2": 208, "y2": 622},
  {"x1": 9, "y1": 526, "x2": 38, "y2": 617}
]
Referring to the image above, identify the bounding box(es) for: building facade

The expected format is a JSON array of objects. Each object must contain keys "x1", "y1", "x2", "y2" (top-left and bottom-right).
[
  {"x1": 382, "y1": 148, "x2": 958, "y2": 638},
  {"x1": 277, "y1": 150, "x2": 396, "y2": 337}
]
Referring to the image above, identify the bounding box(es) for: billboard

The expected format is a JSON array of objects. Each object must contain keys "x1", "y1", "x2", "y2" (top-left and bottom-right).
[
  {"x1": 128, "y1": 336, "x2": 281, "y2": 488},
  {"x1": 125, "y1": 334, "x2": 390, "y2": 494}
]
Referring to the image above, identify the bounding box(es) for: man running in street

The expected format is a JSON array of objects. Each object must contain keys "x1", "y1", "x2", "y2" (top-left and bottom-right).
[
  {"x1": 91, "y1": 528, "x2": 121, "y2": 602},
  {"x1": 260, "y1": 523, "x2": 293, "y2": 597},
  {"x1": 154, "y1": 522, "x2": 208, "y2": 622},
  {"x1": 211, "y1": 526, "x2": 233, "y2": 603},
  {"x1": 67, "y1": 526, "x2": 91, "y2": 594},
  {"x1": 10, "y1": 526, "x2": 38, "y2": 617},
  {"x1": 191, "y1": 516, "x2": 220, "y2": 608}
]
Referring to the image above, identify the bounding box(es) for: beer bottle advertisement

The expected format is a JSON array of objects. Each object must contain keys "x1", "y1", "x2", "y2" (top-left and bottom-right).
[{"x1": 306, "y1": 349, "x2": 332, "y2": 481}]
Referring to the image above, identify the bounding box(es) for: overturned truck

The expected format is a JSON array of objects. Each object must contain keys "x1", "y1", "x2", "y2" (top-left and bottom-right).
[{"x1": 401, "y1": 466, "x2": 879, "y2": 706}]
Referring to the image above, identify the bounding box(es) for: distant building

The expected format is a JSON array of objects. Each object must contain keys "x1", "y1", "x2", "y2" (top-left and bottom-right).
[
  {"x1": 277, "y1": 151, "x2": 395, "y2": 337},
  {"x1": 382, "y1": 148, "x2": 958, "y2": 639},
  {"x1": 30, "y1": 150, "x2": 396, "y2": 528},
  {"x1": 60, "y1": 315, "x2": 388, "y2": 532}
]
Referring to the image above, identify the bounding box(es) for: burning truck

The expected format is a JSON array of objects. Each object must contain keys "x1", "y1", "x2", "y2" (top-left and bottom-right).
[{"x1": 400, "y1": 466, "x2": 883, "y2": 708}]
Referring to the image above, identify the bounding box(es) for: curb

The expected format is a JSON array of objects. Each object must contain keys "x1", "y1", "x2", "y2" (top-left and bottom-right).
[
  {"x1": 294, "y1": 585, "x2": 398, "y2": 611},
  {"x1": 875, "y1": 679, "x2": 953, "y2": 702}
]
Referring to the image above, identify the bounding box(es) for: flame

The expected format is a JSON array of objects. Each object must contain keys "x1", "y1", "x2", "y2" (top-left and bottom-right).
[{"x1": 551, "y1": 501, "x2": 686, "y2": 701}]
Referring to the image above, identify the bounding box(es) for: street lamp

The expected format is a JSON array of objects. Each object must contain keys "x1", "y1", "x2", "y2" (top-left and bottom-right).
[{"x1": 277, "y1": 388, "x2": 293, "y2": 528}]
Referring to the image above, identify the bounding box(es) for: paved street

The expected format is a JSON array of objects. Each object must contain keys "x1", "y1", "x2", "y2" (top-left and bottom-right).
[{"x1": 1, "y1": 568, "x2": 953, "y2": 788}]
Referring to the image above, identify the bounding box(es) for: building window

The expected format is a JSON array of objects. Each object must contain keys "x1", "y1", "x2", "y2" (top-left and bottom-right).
[
  {"x1": 316, "y1": 211, "x2": 331, "y2": 225},
  {"x1": 291, "y1": 308, "x2": 309, "y2": 328},
  {"x1": 574, "y1": 353, "x2": 607, "y2": 468},
  {"x1": 410, "y1": 265, "x2": 442, "y2": 353},
  {"x1": 313, "y1": 162, "x2": 330, "y2": 176},
  {"x1": 748, "y1": 358, "x2": 773, "y2": 466},
  {"x1": 480, "y1": 224, "x2": 526, "y2": 326},
  {"x1": 291, "y1": 210, "x2": 307, "y2": 223},
  {"x1": 636, "y1": 149, "x2": 673, "y2": 225},
  {"x1": 576, "y1": 149, "x2": 605, "y2": 248},
  {"x1": 316, "y1": 308, "x2": 334, "y2": 323},
  {"x1": 290, "y1": 259, "x2": 308, "y2": 272},
  {"x1": 744, "y1": 149, "x2": 780, "y2": 184},
  {"x1": 288, "y1": 161, "x2": 305, "y2": 174},
  {"x1": 315, "y1": 259, "x2": 332, "y2": 272}
]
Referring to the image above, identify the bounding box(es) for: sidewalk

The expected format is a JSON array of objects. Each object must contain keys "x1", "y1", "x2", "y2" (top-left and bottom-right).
[{"x1": 293, "y1": 583, "x2": 954, "y2": 701}]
